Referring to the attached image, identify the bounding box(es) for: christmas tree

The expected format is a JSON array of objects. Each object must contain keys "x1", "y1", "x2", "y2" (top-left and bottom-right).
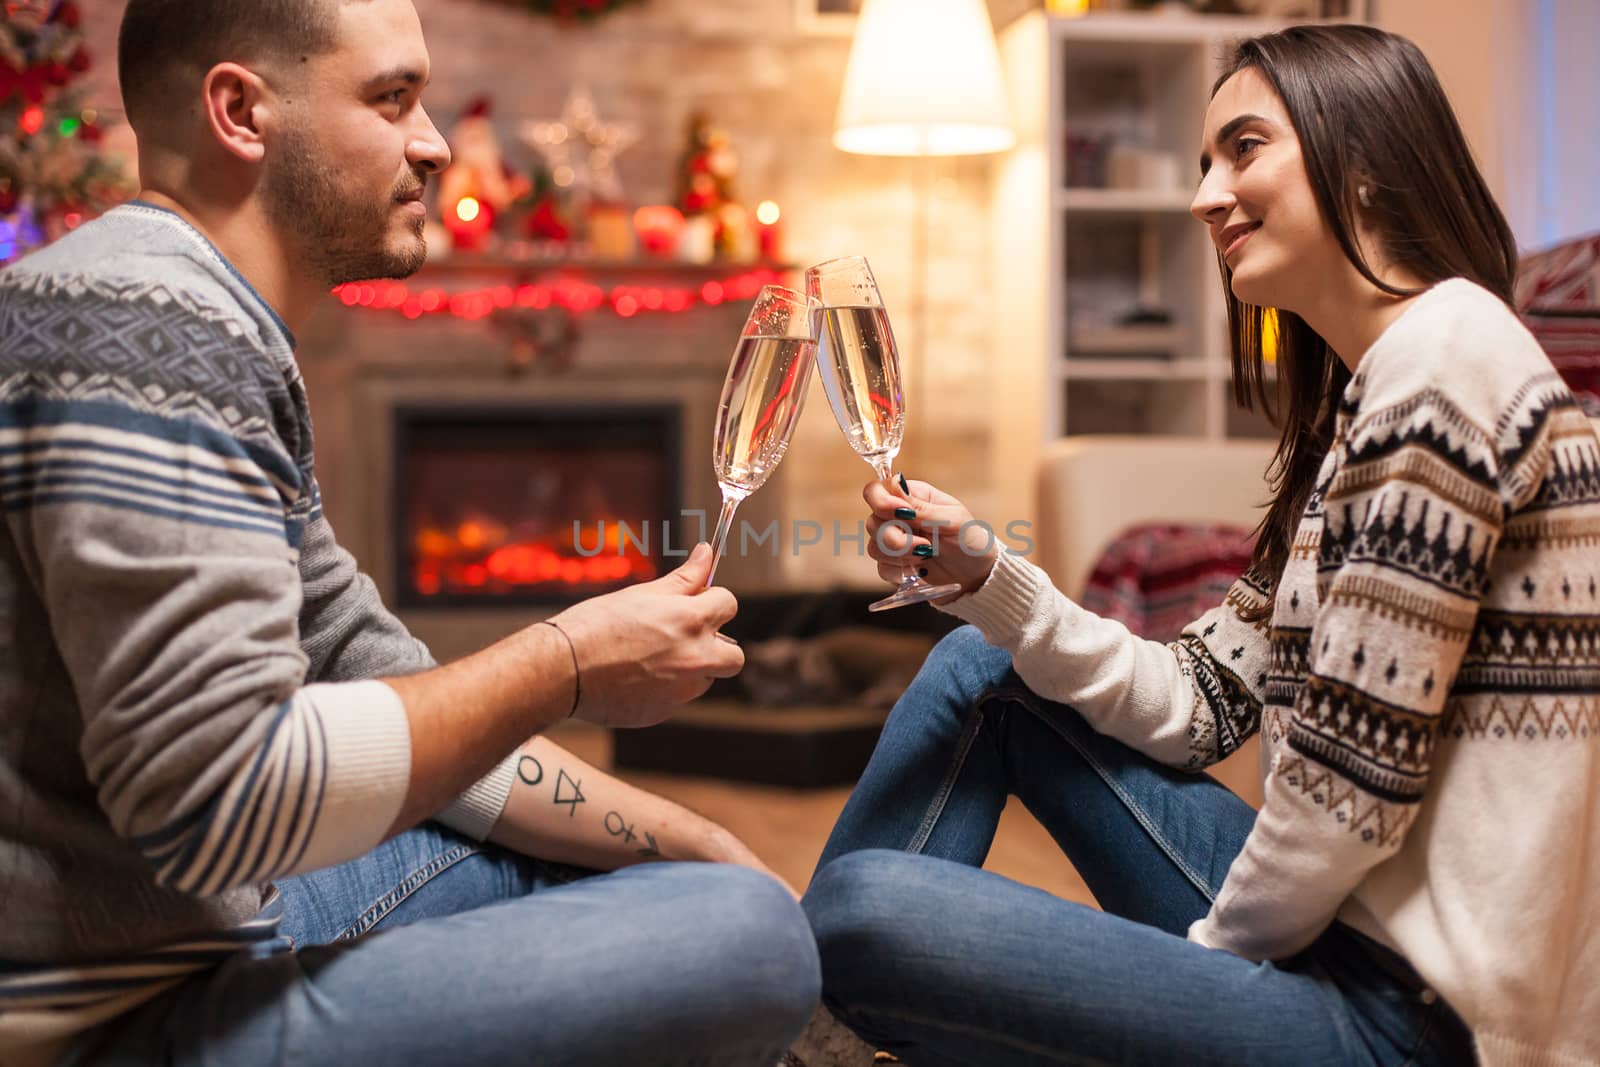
[
  {"x1": 1, "y1": 0, "x2": 134, "y2": 264},
  {"x1": 674, "y1": 112, "x2": 738, "y2": 219}
]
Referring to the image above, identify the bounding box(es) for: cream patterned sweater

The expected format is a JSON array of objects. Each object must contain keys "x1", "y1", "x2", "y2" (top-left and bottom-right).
[{"x1": 947, "y1": 279, "x2": 1600, "y2": 1067}]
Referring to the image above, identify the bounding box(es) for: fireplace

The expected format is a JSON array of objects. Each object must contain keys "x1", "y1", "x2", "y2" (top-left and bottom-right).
[{"x1": 393, "y1": 404, "x2": 683, "y2": 607}]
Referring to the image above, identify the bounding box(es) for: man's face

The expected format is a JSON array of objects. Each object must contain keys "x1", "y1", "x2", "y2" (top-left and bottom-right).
[{"x1": 262, "y1": 0, "x2": 450, "y2": 287}]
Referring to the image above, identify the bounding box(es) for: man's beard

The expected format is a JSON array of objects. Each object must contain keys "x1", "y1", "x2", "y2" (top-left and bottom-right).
[{"x1": 264, "y1": 130, "x2": 428, "y2": 288}]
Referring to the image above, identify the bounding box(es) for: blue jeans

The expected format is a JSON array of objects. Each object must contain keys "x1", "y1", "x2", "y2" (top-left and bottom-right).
[
  {"x1": 65, "y1": 824, "x2": 819, "y2": 1067},
  {"x1": 802, "y1": 626, "x2": 1477, "y2": 1067}
]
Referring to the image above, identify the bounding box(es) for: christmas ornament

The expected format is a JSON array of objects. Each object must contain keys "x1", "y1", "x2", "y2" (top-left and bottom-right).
[
  {"x1": 507, "y1": 145, "x2": 571, "y2": 247},
  {"x1": 3, "y1": 0, "x2": 60, "y2": 35},
  {"x1": 675, "y1": 111, "x2": 738, "y2": 218},
  {"x1": 632, "y1": 205, "x2": 684, "y2": 258},
  {"x1": 436, "y1": 96, "x2": 531, "y2": 253},
  {"x1": 520, "y1": 86, "x2": 637, "y2": 208},
  {"x1": 673, "y1": 112, "x2": 758, "y2": 260},
  {"x1": 586, "y1": 202, "x2": 634, "y2": 260},
  {"x1": 677, "y1": 215, "x2": 715, "y2": 265}
]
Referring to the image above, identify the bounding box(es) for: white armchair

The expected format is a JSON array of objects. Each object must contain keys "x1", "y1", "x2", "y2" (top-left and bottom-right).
[{"x1": 1034, "y1": 435, "x2": 1278, "y2": 599}]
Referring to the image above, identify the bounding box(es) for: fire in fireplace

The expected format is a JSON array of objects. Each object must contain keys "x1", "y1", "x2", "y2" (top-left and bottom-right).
[{"x1": 393, "y1": 404, "x2": 682, "y2": 607}]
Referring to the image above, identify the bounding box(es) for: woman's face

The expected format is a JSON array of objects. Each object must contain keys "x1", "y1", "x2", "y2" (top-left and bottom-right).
[{"x1": 1191, "y1": 68, "x2": 1338, "y2": 313}]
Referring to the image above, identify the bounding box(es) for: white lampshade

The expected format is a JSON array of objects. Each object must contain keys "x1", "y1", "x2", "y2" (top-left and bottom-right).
[{"x1": 833, "y1": 0, "x2": 1016, "y2": 158}]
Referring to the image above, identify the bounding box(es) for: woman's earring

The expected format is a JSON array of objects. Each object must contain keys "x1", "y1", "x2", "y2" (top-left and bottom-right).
[{"x1": 1358, "y1": 184, "x2": 1373, "y2": 208}]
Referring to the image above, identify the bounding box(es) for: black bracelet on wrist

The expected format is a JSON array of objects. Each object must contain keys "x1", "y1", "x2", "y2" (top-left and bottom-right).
[{"x1": 539, "y1": 619, "x2": 581, "y2": 717}]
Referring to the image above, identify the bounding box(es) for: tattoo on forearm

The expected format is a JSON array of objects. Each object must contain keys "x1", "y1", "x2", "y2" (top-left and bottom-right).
[
  {"x1": 553, "y1": 768, "x2": 586, "y2": 817},
  {"x1": 604, "y1": 811, "x2": 638, "y2": 843},
  {"x1": 605, "y1": 810, "x2": 662, "y2": 858},
  {"x1": 517, "y1": 756, "x2": 544, "y2": 787}
]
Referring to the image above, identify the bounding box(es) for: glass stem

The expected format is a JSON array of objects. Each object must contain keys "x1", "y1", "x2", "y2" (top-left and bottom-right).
[
  {"x1": 707, "y1": 492, "x2": 741, "y2": 587},
  {"x1": 872, "y1": 456, "x2": 920, "y2": 589}
]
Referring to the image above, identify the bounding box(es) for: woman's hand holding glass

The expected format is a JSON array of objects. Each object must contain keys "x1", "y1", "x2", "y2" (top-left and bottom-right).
[
  {"x1": 805, "y1": 255, "x2": 964, "y2": 611},
  {"x1": 862, "y1": 476, "x2": 998, "y2": 599}
]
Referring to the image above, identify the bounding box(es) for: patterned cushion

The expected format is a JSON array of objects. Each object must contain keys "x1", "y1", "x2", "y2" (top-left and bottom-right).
[
  {"x1": 1516, "y1": 232, "x2": 1600, "y2": 413},
  {"x1": 1079, "y1": 522, "x2": 1257, "y2": 643},
  {"x1": 1515, "y1": 232, "x2": 1600, "y2": 311},
  {"x1": 1522, "y1": 312, "x2": 1600, "y2": 416}
]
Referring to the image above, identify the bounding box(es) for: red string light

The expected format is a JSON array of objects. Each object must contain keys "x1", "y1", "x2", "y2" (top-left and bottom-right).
[{"x1": 333, "y1": 268, "x2": 784, "y2": 320}]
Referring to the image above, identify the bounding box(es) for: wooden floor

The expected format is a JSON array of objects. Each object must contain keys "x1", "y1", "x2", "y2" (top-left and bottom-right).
[{"x1": 546, "y1": 721, "x2": 1263, "y2": 905}]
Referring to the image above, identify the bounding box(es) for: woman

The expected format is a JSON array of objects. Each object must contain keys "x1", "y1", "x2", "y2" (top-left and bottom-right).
[{"x1": 801, "y1": 24, "x2": 1598, "y2": 1067}]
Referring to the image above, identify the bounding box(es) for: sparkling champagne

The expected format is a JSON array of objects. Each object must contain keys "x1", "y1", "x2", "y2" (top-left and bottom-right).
[
  {"x1": 818, "y1": 305, "x2": 904, "y2": 464},
  {"x1": 713, "y1": 335, "x2": 818, "y2": 495}
]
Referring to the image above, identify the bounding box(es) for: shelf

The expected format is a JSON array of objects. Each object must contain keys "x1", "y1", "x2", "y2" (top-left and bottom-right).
[
  {"x1": 1061, "y1": 358, "x2": 1212, "y2": 381},
  {"x1": 1063, "y1": 375, "x2": 1211, "y2": 436},
  {"x1": 1057, "y1": 188, "x2": 1196, "y2": 215},
  {"x1": 988, "y1": 5, "x2": 1311, "y2": 521},
  {"x1": 1069, "y1": 324, "x2": 1185, "y2": 355}
]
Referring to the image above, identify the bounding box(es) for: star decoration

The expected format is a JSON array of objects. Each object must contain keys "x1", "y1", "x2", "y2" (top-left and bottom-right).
[{"x1": 520, "y1": 86, "x2": 638, "y2": 203}]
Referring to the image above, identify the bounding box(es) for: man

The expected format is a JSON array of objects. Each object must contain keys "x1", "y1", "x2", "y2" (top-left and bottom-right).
[{"x1": 0, "y1": 1, "x2": 819, "y2": 1064}]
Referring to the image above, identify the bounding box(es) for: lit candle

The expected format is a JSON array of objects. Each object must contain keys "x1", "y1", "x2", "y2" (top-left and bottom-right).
[
  {"x1": 754, "y1": 200, "x2": 783, "y2": 261},
  {"x1": 446, "y1": 195, "x2": 494, "y2": 252}
]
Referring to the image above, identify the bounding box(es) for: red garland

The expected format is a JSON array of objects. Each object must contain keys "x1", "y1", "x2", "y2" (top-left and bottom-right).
[
  {"x1": 335, "y1": 268, "x2": 783, "y2": 320},
  {"x1": 482, "y1": 0, "x2": 641, "y2": 20}
]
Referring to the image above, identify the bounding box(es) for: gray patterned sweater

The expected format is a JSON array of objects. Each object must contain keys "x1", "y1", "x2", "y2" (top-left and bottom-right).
[
  {"x1": 0, "y1": 203, "x2": 516, "y2": 1054},
  {"x1": 946, "y1": 279, "x2": 1600, "y2": 1067}
]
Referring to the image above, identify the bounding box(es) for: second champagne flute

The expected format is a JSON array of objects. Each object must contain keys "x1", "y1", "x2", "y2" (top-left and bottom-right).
[
  {"x1": 707, "y1": 284, "x2": 818, "y2": 585},
  {"x1": 805, "y1": 256, "x2": 963, "y2": 611}
]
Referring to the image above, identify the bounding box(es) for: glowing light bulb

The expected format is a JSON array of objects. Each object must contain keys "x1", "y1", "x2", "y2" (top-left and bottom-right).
[
  {"x1": 755, "y1": 201, "x2": 781, "y2": 226},
  {"x1": 455, "y1": 197, "x2": 482, "y2": 223}
]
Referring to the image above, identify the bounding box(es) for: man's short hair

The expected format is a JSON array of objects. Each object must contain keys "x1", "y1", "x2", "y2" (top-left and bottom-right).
[{"x1": 117, "y1": 0, "x2": 345, "y2": 131}]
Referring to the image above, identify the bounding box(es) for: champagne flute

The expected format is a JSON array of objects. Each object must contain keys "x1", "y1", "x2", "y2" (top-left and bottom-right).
[
  {"x1": 805, "y1": 256, "x2": 963, "y2": 611},
  {"x1": 707, "y1": 284, "x2": 819, "y2": 585}
]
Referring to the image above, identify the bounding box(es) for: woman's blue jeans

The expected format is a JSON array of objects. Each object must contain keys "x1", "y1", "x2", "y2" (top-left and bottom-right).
[
  {"x1": 65, "y1": 827, "x2": 819, "y2": 1067},
  {"x1": 802, "y1": 626, "x2": 1478, "y2": 1067}
]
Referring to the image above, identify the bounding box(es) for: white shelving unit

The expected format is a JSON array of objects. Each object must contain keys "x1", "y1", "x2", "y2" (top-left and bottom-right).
[{"x1": 989, "y1": 9, "x2": 1297, "y2": 524}]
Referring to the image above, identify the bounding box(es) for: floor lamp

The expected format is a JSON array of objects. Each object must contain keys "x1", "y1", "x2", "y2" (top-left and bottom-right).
[{"x1": 831, "y1": 0, "x2": 1016, "y2": 425}]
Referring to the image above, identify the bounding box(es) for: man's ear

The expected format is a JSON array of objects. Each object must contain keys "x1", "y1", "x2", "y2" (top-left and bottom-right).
[{"x1": 201, "y1": 61, "x2": 272, "y2": 164}]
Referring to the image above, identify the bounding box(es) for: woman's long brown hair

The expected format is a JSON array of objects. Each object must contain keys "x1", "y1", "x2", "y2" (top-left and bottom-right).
[{"x1": 1215, "y1": 25, "x2": 1519, "y2": 619}]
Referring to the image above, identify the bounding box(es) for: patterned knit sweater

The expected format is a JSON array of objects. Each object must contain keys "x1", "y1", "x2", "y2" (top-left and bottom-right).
[
  {"x1": 947, "y1": 279, "x2": 1600, "y2": 1067},
  {"x1": 0, "y1": 204, "x2": 518, "y2": 1056}
]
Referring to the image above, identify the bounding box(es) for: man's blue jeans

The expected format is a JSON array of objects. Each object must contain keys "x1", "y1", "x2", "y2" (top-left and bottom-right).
[
  {"x1": 802, "y1": 626, "x2": 1478, "y2": 1066},
  {"x1": 65, "y1": 826, "x2": 819, "y2": 1066}
]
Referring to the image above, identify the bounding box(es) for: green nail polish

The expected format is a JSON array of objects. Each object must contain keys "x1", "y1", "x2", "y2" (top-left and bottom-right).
[
  {"x1": 913, "y1": 544, "x2": 935, "y2": 558},
  {"x1": 897, "y1": 472, "x2": 911, "y2": 493},
  {"x1": 894, "y1": 507, "x2": 917, "y2": 521},
  {"x1": 918, "y1": 567, "x2": 931, "y2": 578}
]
